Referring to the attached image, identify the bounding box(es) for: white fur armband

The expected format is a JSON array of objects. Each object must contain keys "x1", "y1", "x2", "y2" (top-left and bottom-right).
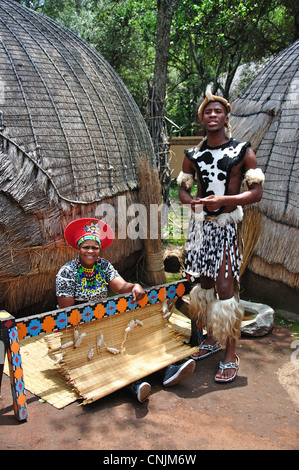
[
  {"x1": 177, "y1": 171, "x2": 194, "y2": 190},
  {"x1": 244, "y1": 168, "x2": 265, "y2": 186}
]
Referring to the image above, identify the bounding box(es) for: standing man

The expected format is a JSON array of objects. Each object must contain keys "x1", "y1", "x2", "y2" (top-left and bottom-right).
[{"x1": 178, "y1": 86, "x2": 264, "y2": 382}]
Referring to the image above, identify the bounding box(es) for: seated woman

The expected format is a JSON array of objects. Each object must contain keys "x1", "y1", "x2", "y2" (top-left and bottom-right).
[{"x1": 56, "y1": 218, "x2": 195, "y2": 402}]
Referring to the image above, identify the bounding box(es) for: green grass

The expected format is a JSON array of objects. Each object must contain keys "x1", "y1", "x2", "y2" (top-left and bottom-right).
[
  {"x1": 163, "y1": 183, "x2": 198, "y2": 247},
  {"x1": 275, "y1": 311, "x2": 299, "y2": 340},
  {"x1": 169, "y1": 182, "x2": 198, "y2": 200},
  {"x1": 165, "y1": 272, "x2": 183, "y2": 283}
]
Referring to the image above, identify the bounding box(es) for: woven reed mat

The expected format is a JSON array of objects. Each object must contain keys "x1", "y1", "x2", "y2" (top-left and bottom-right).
[
  {"x1": 4, "y1": 333, "x2": 78, "y2": 409},
  {"x1": 47, "y1": 303, "x2": 198, "y2": 405}
]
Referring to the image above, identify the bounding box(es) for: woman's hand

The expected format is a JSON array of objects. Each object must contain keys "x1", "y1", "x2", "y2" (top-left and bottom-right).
[
  {"x1": 131, "y1": 283, "x2": 145, "y2": 302},
  {"x1": 109, "y1": 277, "x2": 145, "y2": 301}
]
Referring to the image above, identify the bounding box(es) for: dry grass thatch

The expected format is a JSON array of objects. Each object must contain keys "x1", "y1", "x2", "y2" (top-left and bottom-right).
[
  {"x1": 0, "y1": 0, "x2": 155, "y2": 203},
  {"x1": 137, "y1": 156, "x2": 166, "y2": 286},
  {"x1": 0, "y1": 1, "x2": 156, "y2": 313},
  {"x1": 240, "y1": 206, "x2": 262, "y2": 278},
  {"x1": 0, "y1": 183, "x2": 145, "y2": 313},
  {"x1": 231, "y1": 40, "x2": 299, "y2": 289}
]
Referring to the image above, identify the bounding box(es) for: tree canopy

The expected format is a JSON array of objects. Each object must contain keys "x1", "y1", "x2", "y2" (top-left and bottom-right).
[{"x1": 16, "y1": 0, "x2": 297, "y2": 135}]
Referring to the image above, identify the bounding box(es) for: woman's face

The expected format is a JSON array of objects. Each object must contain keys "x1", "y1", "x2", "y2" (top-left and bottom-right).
[{"x1": 78, "y1": 240, "x2": 101, "y2": 268}]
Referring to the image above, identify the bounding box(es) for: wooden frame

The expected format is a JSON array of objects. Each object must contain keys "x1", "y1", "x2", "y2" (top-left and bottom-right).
[{"x1": 1, "y1": 279, "x2": 199, "y2": 421}]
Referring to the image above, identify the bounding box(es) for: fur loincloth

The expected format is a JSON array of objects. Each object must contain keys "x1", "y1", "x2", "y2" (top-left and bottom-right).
[{"x1": 185, "y1": 206, "x2": 243, "y2": 281}]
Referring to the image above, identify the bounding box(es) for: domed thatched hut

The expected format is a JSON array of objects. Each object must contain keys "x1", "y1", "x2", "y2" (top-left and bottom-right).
[
  {"x1": 231, "y1": 40, "x2": 299, "y2": 310},
  {"x1": 0, "y1": 0, "x2": 158, "y2": 314}
]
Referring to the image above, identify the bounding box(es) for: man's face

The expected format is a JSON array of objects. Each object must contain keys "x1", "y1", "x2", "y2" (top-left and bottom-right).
[{"x1": 201, "y1": 101, "x2": 228, "y2": 133}]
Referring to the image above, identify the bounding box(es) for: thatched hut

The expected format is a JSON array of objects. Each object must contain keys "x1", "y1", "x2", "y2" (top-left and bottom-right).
[
  {"x1": 230, "y1": 40, "x2": 299, "y2": 310},
  {"x1": 0, "y1": 0, "x2": 158, "y2": 314}
]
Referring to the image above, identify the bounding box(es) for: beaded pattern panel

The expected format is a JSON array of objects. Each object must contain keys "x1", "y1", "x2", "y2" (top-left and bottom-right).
[
  {"x1": 16, "y1": 280, "x2": 188, "y2": 341},
  {"x1": 6, "y1": 326, "x2": 28, "y2": 420},
  {"x1": 0, "y1": 313, "x2": 28, "y2": 421}
]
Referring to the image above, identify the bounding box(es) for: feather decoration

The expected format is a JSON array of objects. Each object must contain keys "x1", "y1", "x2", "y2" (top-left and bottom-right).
[
  {"x1": 205, "y1": 84, "x2": 214, "y2": 101},
  {"x1": 87, "y1": 347, "x2": 95, "y2": 360},
  {"x1": 162, "y1": 300, "x2": 172, "y2": 319},
  {"x1": 73, "y1": 327, "x2": 79, "y2": 341},
  {"x1": 96, "y1": 332, "x2": 105, "y2": 353},
  {"x1": 106, "y1": 347, "x2": 120, "y2": 355},
  {"x1": 60, "y1": 341, "x2": 74, "y2": 350},
  {"x1": 120, "y1": 319, "x2": 143, "y2": 349},
  {"x1": 54, "y1": 354, "x2": 64, "y2": 365},
  {"x1": 74, "y1": 333, "x2": 86, "y2": 348}
]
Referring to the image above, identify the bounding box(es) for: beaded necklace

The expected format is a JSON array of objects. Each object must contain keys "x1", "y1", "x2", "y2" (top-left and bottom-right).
[{"x1": 76, "y1": 257, "x2": 107, "y2": 295}]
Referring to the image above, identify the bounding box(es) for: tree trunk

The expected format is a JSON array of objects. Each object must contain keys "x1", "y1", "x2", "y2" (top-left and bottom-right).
[{"x1": 147, "y1": 0, "x2": 179, "y2": 205}]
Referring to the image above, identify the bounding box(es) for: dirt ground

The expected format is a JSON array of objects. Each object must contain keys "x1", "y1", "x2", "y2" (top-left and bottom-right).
[{"x1": 0, "y1": 322, "x2": 298, "y2": 451}]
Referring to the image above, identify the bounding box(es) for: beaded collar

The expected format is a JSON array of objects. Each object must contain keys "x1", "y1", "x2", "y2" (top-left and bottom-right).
[{"x1": 76, "y1": 257, "x2": 107, "y2": 295}]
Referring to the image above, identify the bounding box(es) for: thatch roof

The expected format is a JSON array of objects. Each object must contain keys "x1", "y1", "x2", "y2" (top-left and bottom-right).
[
  {"x1": 0, "y1": 0, "x2": 157, "y2": 314},
  {"x1": 0, "y1": 0, "x2": 155, "y2": 203},
  {"x1": 231, "y1": 40, "x2": 299, "y2": 289}
]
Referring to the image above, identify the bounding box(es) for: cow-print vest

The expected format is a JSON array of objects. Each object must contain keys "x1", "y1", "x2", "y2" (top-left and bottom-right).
[{"x1": 184, "y1": 138, "x2": 251, "y2": 215}]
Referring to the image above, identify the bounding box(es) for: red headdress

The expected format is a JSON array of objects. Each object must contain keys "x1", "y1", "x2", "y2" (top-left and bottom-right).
[{"x1": 64, "y1": 218, "x2": 114, "y2": 250}]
